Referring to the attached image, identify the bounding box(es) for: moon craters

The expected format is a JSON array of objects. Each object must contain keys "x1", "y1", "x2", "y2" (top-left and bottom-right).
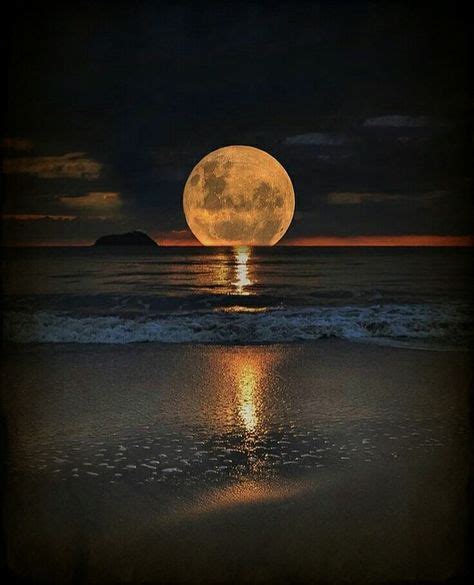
[{"x1": 183, "y1": 145, "x2": 295, "y2": 246}]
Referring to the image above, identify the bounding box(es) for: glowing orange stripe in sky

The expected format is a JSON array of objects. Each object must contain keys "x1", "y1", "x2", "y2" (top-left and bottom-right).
[
  {"x1": 4, "y1": 241, "x2": 92, "y2": 247},
  {"x1": 282, "y1": 235, "x2": 474, "y2": 247},
  {"x1": 157, "y1": 234, "x2": 474, "y2": 246},
  {"x1": 157, "y1": 238, "x2": 201, "y2": 246},
  {"x1": 2, "y1": 214, "x2": 77, "y2": 221},
  {"x1": 3, "y1": 234, "x2": 473, "y2": 247}
]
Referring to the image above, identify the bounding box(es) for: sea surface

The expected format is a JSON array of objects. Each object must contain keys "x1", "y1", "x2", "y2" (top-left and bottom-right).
[
  {"x1": 3, "y1": 246, "x2": 473, "y2": 347},
  {"x1": 3, "y1": 247, "x2": 472, "y2": 582}
]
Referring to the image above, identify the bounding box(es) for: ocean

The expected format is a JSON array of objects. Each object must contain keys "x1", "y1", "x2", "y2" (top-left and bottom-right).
[
  {"x1": 3, "y1": 246, "x2": 473, "y2": 347},
  {"x1": 3, "y1": 246, "x2": 472, "y2": 582}
]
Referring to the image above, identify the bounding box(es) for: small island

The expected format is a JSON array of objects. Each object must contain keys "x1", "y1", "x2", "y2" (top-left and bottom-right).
[{"x1": 93, "y1": 230, "x2": 158, "y2": 247}]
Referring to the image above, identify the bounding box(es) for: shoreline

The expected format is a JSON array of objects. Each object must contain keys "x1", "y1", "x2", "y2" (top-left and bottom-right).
[{"x1": 3, "y1": 336, "x2": 473, "y2": 352}]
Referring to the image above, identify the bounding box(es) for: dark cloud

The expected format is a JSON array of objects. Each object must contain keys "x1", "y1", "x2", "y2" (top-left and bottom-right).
[
  {"x1": 284, "y1": 133, "x2": 348, "y2": 146},
  {"x1": 3, "y1": 0, "x2": 471, "y2": 244},
  {"x1": 363, "y1": 115, "x2": 435, "y2": 128},
  {"x1": 327, "y1": 191, "x2": 448, "y2": 206},
  {"x1": 2, "y1": 214, "x2": 77, "y2": 222},
  {"x1": 3, "y1": 153, "x2": 102, "y2": 179},
  {"x1": 2, "y1": 137, "x2": 33, "y2": 151}
]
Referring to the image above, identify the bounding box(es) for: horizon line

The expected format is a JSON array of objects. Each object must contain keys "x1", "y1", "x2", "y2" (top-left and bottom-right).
[{"x1": 3, "y1": 235, "x2": 473, "y2": 248}]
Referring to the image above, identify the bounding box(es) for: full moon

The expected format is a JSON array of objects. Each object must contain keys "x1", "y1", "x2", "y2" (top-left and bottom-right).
[{"x1": 183, "y1": 145, "x2": 295, "y2": 246}]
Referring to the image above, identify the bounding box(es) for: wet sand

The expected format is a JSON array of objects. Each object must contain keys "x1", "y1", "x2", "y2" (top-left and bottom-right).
[{"x1": 1, "y1": 341, "x2": 472, "y2": 583}]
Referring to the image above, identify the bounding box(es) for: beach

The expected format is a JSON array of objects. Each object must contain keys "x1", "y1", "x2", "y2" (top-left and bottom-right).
[
  {"x1": 2, "y1": 340, "x2": 471, "y2": 583},
  {"x1": 4, "y1": 2, "x2": 472, "y2": 582}
]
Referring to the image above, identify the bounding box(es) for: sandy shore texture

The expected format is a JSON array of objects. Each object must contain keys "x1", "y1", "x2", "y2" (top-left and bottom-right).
[{"x1": 2, "y1": 341, "x2": 472, "y2": 584}]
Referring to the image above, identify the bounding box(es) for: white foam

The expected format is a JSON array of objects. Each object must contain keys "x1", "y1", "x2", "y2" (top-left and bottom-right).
[{"x1": 3, "y1": 304, "x2": 472, "y2": 347}]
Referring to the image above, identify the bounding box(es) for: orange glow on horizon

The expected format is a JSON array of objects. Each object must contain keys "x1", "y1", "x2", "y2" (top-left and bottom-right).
[
  {"x1": 3, "y1": 234, "x2": 473, "y2": 248},
  {"x1": 157, "y1": 238, "x2": 201, "y2": 246},
  {"x1": 156, "y1": 233, "x2": 474, "y2": 247},
  {"x1": 3, "y1": 240, "x2": 92, "y2": 247},
  {"x1": 2, "y1": 214, "x2": 77, "y2": 221},
  {"x1": 282, "y1": 235, "x2": 474, "y2": 247}
]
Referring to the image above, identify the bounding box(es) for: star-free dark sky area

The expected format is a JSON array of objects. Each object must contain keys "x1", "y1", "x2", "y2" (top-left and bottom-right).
[{"x1": 2, "y1": 1, "x2": 472, "y2": 246}]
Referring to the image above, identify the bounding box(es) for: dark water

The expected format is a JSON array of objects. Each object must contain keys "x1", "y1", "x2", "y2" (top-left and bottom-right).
[
  {"x1": 3, "y1": 247, "x2": 472, "y2": 581},
  {"x1": 3, "y1": 246, "x2": 473, "y2": 346}
]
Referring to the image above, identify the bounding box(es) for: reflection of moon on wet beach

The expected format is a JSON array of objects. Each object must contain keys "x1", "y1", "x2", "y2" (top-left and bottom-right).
[{"x1": 183, "y1": 145, "x2": 295, "y2": 246}]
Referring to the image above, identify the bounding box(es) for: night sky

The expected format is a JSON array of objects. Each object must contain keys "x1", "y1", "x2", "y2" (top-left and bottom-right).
[{"x1": 2, "y1": 1, "x2": 471, "y2": 245}]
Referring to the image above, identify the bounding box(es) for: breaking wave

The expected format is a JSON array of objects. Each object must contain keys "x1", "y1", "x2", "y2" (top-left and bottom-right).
[{"x1": 3, "y1": 304, "x2": 472, "y2": 347}]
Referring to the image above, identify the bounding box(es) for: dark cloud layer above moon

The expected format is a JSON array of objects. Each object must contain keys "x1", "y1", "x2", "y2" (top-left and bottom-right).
[{"x1": 3, "y1": 1, "x2": 471, "y2": 244}]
